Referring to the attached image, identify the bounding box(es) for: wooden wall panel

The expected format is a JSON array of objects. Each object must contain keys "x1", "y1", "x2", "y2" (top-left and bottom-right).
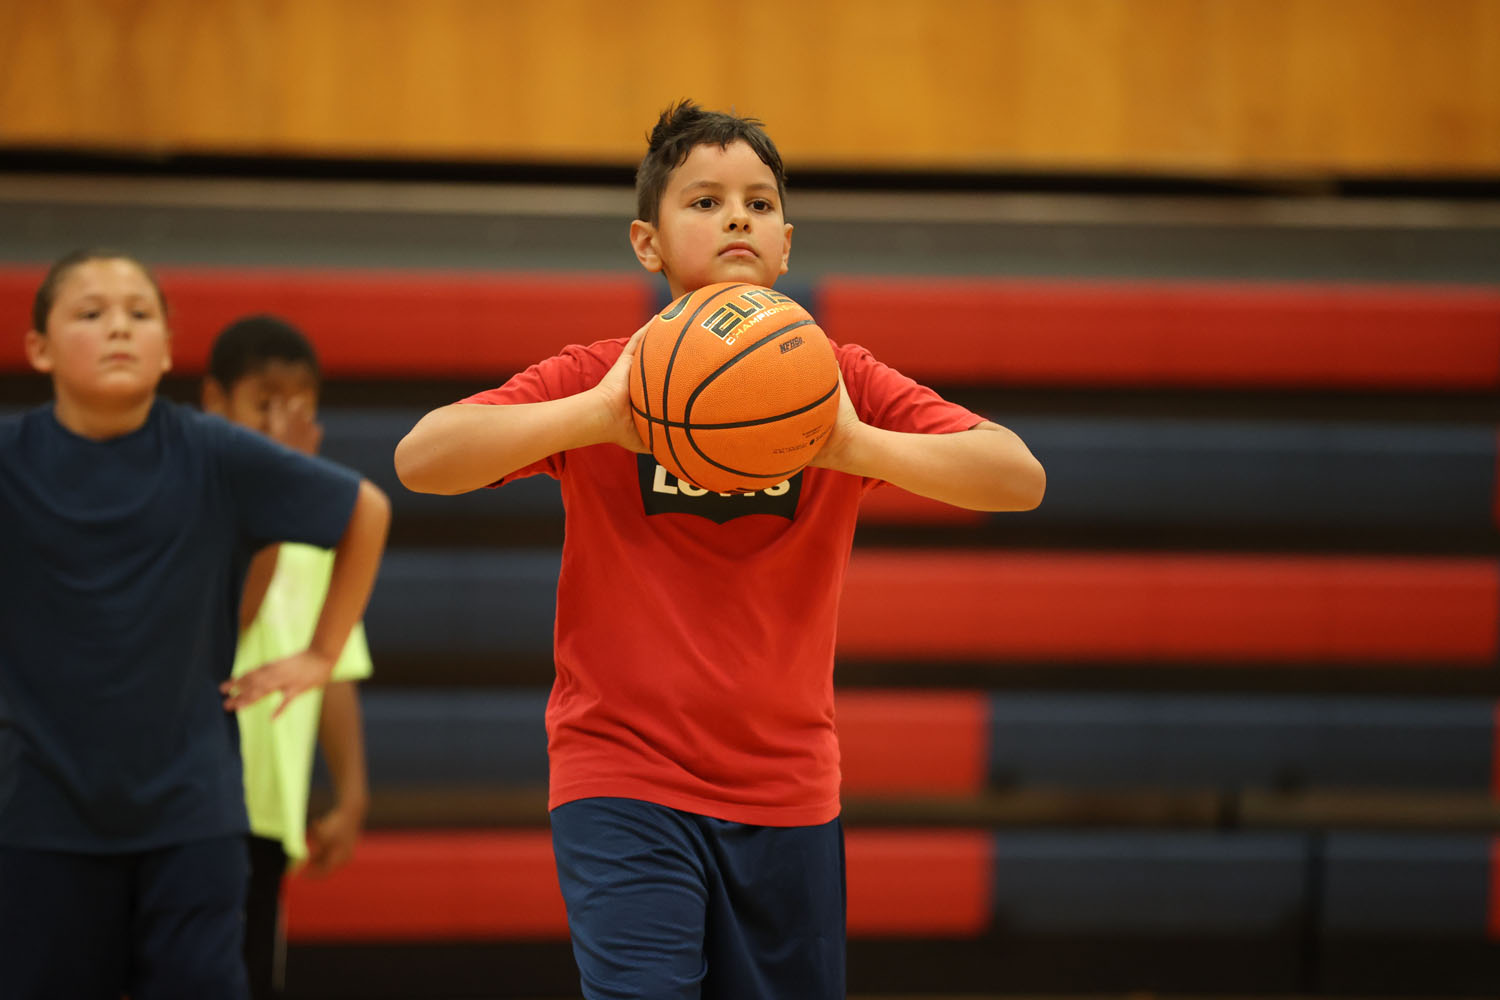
[{"x1": 1, "y1": 0, "x2": 1496, "y2": 174}]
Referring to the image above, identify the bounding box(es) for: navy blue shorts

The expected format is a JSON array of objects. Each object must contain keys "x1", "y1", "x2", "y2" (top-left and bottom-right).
[
  {"x1": 0, "y1": 835, "x2": 250, "y2": 1000},
  {"x1": 550, "y1": 797, "x2": 846, "y2": 1000}
]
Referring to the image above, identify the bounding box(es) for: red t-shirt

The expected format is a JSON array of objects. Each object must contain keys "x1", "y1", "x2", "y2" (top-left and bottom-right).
[{"x1": 462, "y1": 339, "x2": 982, "y2": 826}]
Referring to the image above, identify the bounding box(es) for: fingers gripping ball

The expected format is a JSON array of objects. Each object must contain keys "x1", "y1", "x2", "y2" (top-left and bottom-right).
[{"x1": 630, "y1": 282, "x2": 841, "y2": 493}]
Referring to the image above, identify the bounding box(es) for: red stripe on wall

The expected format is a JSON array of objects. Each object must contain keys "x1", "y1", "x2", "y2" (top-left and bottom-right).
[
  {"x1": 286, "y1": 829, "x2": 995, "y2": 942},
  {"x1": 284, "y1": 831, "x2": 567, "y2": 941},
  {"x1": 11, "y1": 268, "x2": 1500, "y2": 389},
  {"x1": 845, "y1": 830, "x2": 994, "y2": 937},
  {"x1": 1, "y1": 268, "x2": 655, "y2": 377},
  {"x1": 837, "y1": 690, "x2": 989, "y2": 796},
  {"x1": 820, "y1": 278, "x2": 1500, "y2": 389},
  {"x1": 837, "y1": 551, "x2": 1500, "y2": 664}
]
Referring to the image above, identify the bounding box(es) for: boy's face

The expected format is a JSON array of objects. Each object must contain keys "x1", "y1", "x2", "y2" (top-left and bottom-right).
[
  {"x1": 630, "y1": 139, "x2": 793, "y2": 299},
  {"x1": 202, "y1": 360, "x2": 322, "y2": 454},
  {"x1": 25, "y1": 258, "x2": 171, "y2": 407}
]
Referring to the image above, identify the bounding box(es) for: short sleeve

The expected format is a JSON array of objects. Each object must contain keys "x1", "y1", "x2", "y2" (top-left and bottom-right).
[
  {"x1": 458, "y1": 339, "x2": 625, "y2": 486},
  {"x1": 834, "y1": 342, "x2": 987, "y2": 493},
  {"x1": 213, "y1": 419, "x2": 362, "y2": 549},
  {"x1": 837, "y1": 342, "x2": 984, "y2": 435}
]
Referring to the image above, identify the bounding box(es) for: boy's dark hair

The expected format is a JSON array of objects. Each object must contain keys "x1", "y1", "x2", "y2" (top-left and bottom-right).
[
  {"x1": 207, "y1": 314, "x2": 320, "y2": 387},
  {"x1": 635, "y1": 100, "x2": 788, "y2": 224},
  {"x1": 31, "y1": 248, "x2": 166, "y2": 334}
]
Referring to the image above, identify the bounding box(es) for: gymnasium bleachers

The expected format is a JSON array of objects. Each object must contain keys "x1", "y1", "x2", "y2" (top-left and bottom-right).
[{"x1": 3, "y1": 183, "x2": 1499, "y2": 998}]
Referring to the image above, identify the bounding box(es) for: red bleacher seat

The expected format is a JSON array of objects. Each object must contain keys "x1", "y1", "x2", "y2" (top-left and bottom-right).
[
  {"x1": 837, "y1": 551, "x2": 1500, "y2": 664},
  {"x1": 285, "y1": 829, "x2": 994, "y2": 941},
  {"x1": 820, "y1": 277, "x2": 1500, "y2": 389},
  {"x1": 6, "y1": 267, "x2": 1497, "y2": 388}
]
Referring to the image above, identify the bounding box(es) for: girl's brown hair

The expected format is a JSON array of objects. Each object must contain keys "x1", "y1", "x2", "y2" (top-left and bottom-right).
[{"x1": 31, "y1": 249, "x2": 166, "y2": 334}]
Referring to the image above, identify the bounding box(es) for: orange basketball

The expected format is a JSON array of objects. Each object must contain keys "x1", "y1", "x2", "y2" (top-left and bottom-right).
[{"x1": 630, "y1": 282, "x2": 841, "y2": 493}]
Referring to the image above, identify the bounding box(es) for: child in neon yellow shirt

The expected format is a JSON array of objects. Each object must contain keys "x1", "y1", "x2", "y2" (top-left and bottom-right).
[{"x1": 203, "y1": 314, "x2": 373, "y2": 1000}]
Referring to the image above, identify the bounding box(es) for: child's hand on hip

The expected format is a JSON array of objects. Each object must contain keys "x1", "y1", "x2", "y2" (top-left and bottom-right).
[{"x1": 221, "y1": 649, "x2": 335, "y2": 718}]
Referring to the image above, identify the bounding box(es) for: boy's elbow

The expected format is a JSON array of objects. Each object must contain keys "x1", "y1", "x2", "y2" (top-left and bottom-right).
[
  {"x1": 1015, "y1": 458, "x2": 1045, "y2": 511},
  {"x1": 393, "y1": 433, "x2": 447, "y2": 495},
  {"x1": 976, "y1": 422, "x2": 1044, "y2": 512},
  {"x1": 985, "y1": 452, "x2": 1044, "y2": 512},
  {"x1": 393, "y1": 433, "x2": 420, "y2": 488}
]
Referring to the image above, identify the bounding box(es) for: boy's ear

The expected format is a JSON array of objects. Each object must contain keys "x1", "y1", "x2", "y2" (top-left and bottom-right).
[
  {"x1": 201, "y1": 376, "x2": 227, "y2": 414},
  {"x1": 779, "y1": 222, "x2": 793, "y2": 277},
  {"x1": 23, "y1": 330, "x2": 52, "y2": 374},
  {"x1": 629, "y1": 220, "x2": 664, "y2": 273}
]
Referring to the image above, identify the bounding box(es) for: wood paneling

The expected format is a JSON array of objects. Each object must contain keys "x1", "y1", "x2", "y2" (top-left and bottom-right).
[{"x1": 2, "y1": 0, "x2": 1497, "y2": 174}]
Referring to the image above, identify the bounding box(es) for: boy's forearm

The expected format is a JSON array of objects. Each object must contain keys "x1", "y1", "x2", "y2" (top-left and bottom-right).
[
  {"x1": 317, "y1": 681, "x2": 369, "y2": 817},
  {"x1": 239, "y1": 544, "x2": 280, "y2": 633},
  {"x1": 308, "y1": 480, "x2": 391, "y2": 665},
  {"x1": 821, "y1": 422, "x2": 1045, "y2": 512},
  {"x1": 395, "y1": 396, "x2": 610, "y2": 495}
]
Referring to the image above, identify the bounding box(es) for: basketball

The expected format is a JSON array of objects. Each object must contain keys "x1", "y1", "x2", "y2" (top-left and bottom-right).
[{"x1": 630, "y1": 282, "x2": 842, "y2": 493}]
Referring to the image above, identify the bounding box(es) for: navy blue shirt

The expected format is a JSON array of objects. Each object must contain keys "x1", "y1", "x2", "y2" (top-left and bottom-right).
[{"x1": 0, "y1": 399, "x2": 362, "y2": 852}]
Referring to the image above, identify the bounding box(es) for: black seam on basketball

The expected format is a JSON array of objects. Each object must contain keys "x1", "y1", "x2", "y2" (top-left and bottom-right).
[
  {"x1": 635, "y1": 381, "x2": 837, "y2": 430},
  {"x1": 661, "y1": 284, "x2": 749, "y2": 483},
  {"x1": 679, "y1": 318, "x2": 817, "y2": 430},
  {"x1": 678, "y1": 319, "x2": 831, "y2": 481},
  {"x1": 632, "y1": 344, "x2": 654, "y2": 454},
  {"x1": 658, "y1": 292, "x2": 692, "y2": 321},
  {"x1": 683, "y1": 401, "x2": 829, "y2": 480},
  {"x1": 690, "y1": 456, "x2": 805, "y2": 482}
]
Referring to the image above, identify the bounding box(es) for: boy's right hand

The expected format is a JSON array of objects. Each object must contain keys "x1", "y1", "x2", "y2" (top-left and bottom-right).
[
  {"x1": 268, "y1": 393, "x2": 323, "y2": 456},
  {"x1": 591, "y1": 325, "x2": 648, "y2": 454}
]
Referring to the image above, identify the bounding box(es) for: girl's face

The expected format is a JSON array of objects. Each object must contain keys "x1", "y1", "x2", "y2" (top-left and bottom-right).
[
  {"x1": 27, "y1": 258, "x2": 172, "y2": 409},
  {"x1": 630, "y1": 139, "x2": 793, "y2": 300}
]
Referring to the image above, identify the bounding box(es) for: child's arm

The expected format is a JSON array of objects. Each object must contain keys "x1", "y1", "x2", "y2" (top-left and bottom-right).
[
  {"x1": 306, "y1": 680, "x2": 368, "y2": 875},
  {"x1": 238, "y1": 544, "x2": 279, "y2": 633},
  {"x1": 238, "y1": 395, "x2": 318, "y2": 632},
  {"x1": 222, "y1": 479, "x2": 391, "y2": 715},
  {"x1": 395, "y1": 329, "x2": 647, "y2": 495},
  {"x1": 810, "y1": 382, "x2": 1046, "y2": 512}
]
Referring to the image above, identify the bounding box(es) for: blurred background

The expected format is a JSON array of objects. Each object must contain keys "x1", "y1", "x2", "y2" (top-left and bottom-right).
[{"x1": 3, "y1": 0, "x2": 1500, "y2": 997}]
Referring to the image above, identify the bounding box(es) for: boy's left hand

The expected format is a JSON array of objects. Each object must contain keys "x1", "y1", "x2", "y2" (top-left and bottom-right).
[
  {"x1": 221, "y1": 649, "x2": 336, "y2": 717},
  {"x1": 269, "y1": 394, "x2": 323, "y2": 456},
  {"x1": 306, "y1": 804, "x2": 363, "y2": 876}
]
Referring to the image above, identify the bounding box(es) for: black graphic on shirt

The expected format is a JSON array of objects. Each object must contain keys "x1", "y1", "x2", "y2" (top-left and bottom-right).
[{"x1": 636, "y1": 455, "x2": 801, "y2": 523}]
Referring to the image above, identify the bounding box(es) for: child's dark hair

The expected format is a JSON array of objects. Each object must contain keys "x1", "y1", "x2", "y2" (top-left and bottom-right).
[
  {"x1": 207, "y1": 314, "x2": 320, "y2": 388},
  {"x1": 635, "y1": 100, "x2": 787, "y2": 224},
  {"x1": 31, "y1": 249, "x2": 166, "y2": 333}
]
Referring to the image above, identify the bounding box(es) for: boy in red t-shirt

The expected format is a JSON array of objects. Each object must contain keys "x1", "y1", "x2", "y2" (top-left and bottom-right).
[{"x1": 396, "y1": 100, "x2": 1044, "y2": 999}]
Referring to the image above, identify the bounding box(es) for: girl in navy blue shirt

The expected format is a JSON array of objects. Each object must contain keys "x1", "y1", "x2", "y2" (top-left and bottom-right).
[{"x1": 0, "y1": 250, "x2": 390, "y2": 999}]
